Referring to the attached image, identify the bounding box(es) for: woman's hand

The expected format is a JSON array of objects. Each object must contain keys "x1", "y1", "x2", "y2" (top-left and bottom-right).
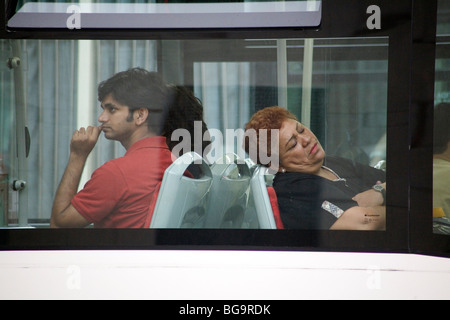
[{"x1": 352, "y1": 182, "x2": 386, "y2": 207}]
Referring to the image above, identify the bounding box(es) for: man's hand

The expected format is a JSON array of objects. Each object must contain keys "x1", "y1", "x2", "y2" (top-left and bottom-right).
[{"x1": 70, "y1": 126, "x2": 102, "y2": 158}]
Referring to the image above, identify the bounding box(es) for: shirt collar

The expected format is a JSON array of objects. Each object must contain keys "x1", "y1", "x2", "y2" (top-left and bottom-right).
[{"x1": 125, "y1": 136, "x2": 169, "y2": 155}]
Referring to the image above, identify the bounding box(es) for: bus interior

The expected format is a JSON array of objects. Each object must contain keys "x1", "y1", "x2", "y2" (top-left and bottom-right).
[{"x1": 0, "y1": 0, "x2": 449, "y2": 258}]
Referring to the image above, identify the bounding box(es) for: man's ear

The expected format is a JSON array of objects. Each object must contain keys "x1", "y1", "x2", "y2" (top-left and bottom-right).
[{"x1": 135, "y1": 108, "x2": 149, "y2": 126}]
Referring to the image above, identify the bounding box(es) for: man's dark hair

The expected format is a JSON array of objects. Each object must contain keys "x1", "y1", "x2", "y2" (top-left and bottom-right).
[
  {"x1": 434, "y1": 102, "x2": 450, "y2": 154},
  {"x1": 97, "y1": 68, "x2": 171, "y2": 135}
]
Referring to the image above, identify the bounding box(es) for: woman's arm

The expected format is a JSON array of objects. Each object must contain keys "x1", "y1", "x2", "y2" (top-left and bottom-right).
[
  {"x1": 330, "y1": 206, "x2": 386, "y2": 231},
  {"x1": 352, "y1": 182, "x2": 386, "y2": 207}
]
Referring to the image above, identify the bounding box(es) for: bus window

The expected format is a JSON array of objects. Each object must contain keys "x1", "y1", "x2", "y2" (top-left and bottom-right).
[
  {"x1": 433, "y1": 0, "x2": 450, "y2": 235},
  {"x1": 0, "y1": 40, "x2": 14, "y2": 226},
  {"x1": 8, "y1": 0, "x2": 322, "y2": 30},
  {"x1": 0, "y1": 36, "x2": 388, "y2": 230},
  {"x1": 192, "y1": 37, "x2": 388, "y2": 231},
  {"x1": 3, "y1": 0, "x2": 449, "y2": 255}
]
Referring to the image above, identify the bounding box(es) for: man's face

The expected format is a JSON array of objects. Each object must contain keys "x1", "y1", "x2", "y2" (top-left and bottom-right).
[{"x1": 98, "y1": 93, "x2": 136, "y2": 143}]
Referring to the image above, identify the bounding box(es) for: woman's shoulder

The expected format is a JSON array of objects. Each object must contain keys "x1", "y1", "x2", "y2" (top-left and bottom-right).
[
  {"x1": 273, "y1": 171, "x2": 318, "y2": 183},
  {"x1": 325, "y1": 155, "x2": 386, "y2": 186},
  {"x1": 323, "y1": 155, "x2": 354, "y2": 169},
  {"x1": 273, "y1": 171, "x2": 324, "y2": 194}
]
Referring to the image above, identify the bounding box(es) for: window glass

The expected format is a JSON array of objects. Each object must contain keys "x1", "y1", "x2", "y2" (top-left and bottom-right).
[
  {"x1": 15, "y1": 0, "x2": 317, "y2": 5},
  {"x1": 433, "y1": 0, "x2": 450, "y2": 235},
  {"x1": 0, "y1": 41, "x2": 13, "y2": 227},
  {"x1": 9, "y1": 0, "x2": 321, "y2": 29},
  {"x1": 0, "y1": 36, "x2": 388, "y2": 230}
]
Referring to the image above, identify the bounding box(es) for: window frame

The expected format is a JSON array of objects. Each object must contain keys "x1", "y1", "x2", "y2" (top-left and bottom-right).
[
  {"x1": 1, "y1": 0, "x2": 448, "y2": 258},
  {"x1": 409, "y1": 0, "x2": 450, "y2": 257}
]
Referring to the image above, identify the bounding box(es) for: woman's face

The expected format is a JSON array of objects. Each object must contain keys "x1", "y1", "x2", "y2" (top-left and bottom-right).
[{"x1": 278, "y1": 118, "x2": 325, "y2": 174}]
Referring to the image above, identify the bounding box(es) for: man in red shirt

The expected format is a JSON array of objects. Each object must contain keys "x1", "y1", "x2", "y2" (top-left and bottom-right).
[{"x1": 51, "y1": 68, "x2": 174, "y2": 228}]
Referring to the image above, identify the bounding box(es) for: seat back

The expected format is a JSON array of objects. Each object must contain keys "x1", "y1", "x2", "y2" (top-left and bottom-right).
[
  {"x1": 267, "y1": 186, "x2": 284, "y2": 229},
  {"x1": 205, "y1": 154, "x2": 253, "y2": 228},
  {"x1": 150, "y1": 152, "x2": 212, "y2": 228},
  {"x1": 247, "y1": 165, "x2": 278, "y2": 229}
]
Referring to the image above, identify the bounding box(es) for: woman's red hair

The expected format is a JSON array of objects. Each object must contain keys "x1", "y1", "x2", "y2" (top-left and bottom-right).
[{"x1": 244, "y1": 106, "x2": 297, "y2": 166}]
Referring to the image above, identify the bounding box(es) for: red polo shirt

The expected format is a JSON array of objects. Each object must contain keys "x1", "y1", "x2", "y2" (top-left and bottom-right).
[{"x1": 72, "y1": 136, "x2": 173, "y2": 228}]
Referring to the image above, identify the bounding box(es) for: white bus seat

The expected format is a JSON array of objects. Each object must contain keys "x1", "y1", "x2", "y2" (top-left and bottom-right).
[
  {"x1": 247, "y1": 165, "x2": 278, "y2": 229},
  {"x1": 245, "y1": 157, "x2": 258, "y2": 175},
  {"x1": 150, "y1": 152, "x2": 212, "y2": 228},
  {"x1": 205, "y1": 154, "x2": 253, "y2": 228}
]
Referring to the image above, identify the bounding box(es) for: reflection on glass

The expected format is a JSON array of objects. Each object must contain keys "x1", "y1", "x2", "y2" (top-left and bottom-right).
[
  {"x1": 433, "y1": 0, "x2": 450, "y2": 235},
  {"x1": 9, "y1": 0, "x2": 322, "y2": 29},
  {"x1": 0, "y1": 37, "x2": 388, "y2": 229},
  {"x1": 433, "y1": 103, "x2": 450, "y2": 235},
  {"x1": 17, "y1": 0, "x2": 315, "y2": 4}
]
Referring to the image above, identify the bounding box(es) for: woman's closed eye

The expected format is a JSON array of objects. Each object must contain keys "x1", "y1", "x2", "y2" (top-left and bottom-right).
[{"x1": 288, "y1": 139, "x2": 297, "y2": 150}]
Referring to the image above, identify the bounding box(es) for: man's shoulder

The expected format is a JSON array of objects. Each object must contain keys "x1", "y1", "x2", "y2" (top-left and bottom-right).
[
  {"x1": 101, "y1": 144, "x2": 173, "y2": 173},
  {"x1": 91, "y1": 158, "x2": 123, "y2": 177}
]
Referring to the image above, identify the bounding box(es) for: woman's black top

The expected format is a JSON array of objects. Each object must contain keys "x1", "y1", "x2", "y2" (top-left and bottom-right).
[{"x1": 272, "y1": 156, "x2": 386, "y2": 229}]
